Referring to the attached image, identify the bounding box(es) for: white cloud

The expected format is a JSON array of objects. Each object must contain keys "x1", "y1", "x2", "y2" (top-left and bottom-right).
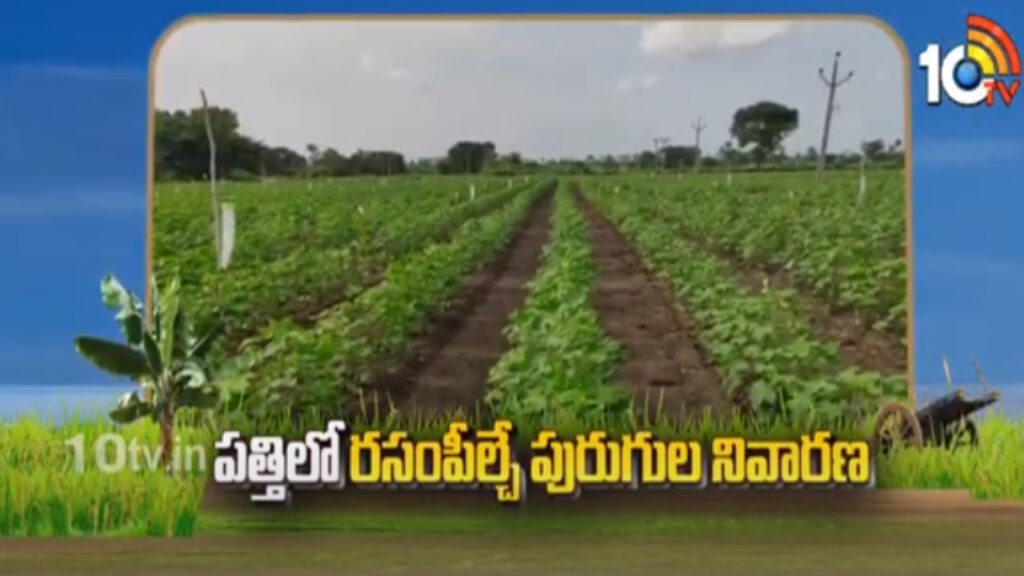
[
  {"x1": 0, "y1": 192, "x2": 143, "y2": 218},
  {"x1": 639, "y1": 21, "x2": 794, "y2": 58},
  {"x1": 357, "y1": 51, "x2": 412, "y2": 82},
  {"x1": 387, "y1": 67, "x2": 411, "y2": 81},
  {"x1": 616, "y1": 74, "x2": 660, "y2": 92},
  {"x1": 917, "y1": 253, "x2": 1024, "y2": 281},
  {"x1": 915, "y1": 137, "x2": 1024, "y2": 167},
  {"x1": 154, "y1": 19, "x2": 903, "y2": 159},
  {"x1": 358, "y1": 52, "x2": 376, "y2": 71},
  {"x1": 4, "y1": 64, "x2": 142, "y2": 82}
]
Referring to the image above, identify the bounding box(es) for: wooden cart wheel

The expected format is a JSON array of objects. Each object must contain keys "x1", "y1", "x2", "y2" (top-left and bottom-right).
[
  {"x1": 873, "y1": 402, "x2": 924, "y2": 454},
  {"x1": 945, "y1": 418, "x2": 979, "y2": 451}
]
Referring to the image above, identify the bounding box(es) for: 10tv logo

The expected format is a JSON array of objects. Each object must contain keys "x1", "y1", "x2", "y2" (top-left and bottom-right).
[{"x1": 920, "y1": 14, "x2": 1020, "y2": 107}]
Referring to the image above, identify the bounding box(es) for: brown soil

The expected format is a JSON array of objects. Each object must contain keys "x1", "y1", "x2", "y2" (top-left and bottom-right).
[
  {"x1": 710, "y1": 245, "x2": 906, "y2": 375},
  {"x1": 365, "y1": 189, "x2": 553, "y2": 416},
  {"x1": 9, "y1": 494, "x2": 1024, "y2": 575},
  {"x1": 573, "y1": 187, "x2": 730, "y2": 420}
]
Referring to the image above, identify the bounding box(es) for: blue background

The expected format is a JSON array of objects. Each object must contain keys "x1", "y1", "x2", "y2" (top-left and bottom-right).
[{"x1": 0, "y1": 1, "x2": 1021, "y2": 418}]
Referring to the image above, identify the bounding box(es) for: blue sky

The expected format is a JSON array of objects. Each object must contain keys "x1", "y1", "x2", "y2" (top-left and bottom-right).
[{"x1": 0, "y1": 0, "x2": 1021, "y2": 393}]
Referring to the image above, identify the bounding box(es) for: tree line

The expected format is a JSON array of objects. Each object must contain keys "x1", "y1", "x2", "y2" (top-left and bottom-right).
[{"x1": 154, "y1": 100, "x2": 904, "y2": 182}]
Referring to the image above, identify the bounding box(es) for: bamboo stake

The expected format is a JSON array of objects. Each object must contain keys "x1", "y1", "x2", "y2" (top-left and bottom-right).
[{"x1": 199, "y1": 89, "x2": 222, "y2": 263}]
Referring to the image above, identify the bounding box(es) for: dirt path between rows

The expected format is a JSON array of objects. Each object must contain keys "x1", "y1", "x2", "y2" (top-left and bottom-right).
[
  {"x1": 367, "y1": 188, "x2": 553, "y2": 416},
  {"x1": 626, "y1": 188, "x2": 904, "y2": 376},
  {"x1": 573, "y1": 186, "x2": 730, "y2": 420},
  {"x1": 691, "y1": 238, "x2": 906, "y2": 376}
]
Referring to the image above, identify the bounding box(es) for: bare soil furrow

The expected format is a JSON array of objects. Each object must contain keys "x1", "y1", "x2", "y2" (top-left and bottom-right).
[
  {"x1": 368, "y1": 189, "x2": 554, "y2": 416},
  {"x1": 705, "y1": 242, "x2": 906, "y2": 375},
  {"x1": 573, "y1": 187, "x2": 729, "y2": 419}
]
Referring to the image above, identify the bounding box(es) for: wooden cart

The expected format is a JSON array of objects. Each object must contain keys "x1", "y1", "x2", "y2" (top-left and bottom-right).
[{"x1": 873, "y1": 356, "x2": 999, "y2": 453}]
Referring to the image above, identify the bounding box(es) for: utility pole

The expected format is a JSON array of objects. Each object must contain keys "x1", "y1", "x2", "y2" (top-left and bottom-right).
[
  {"x1": 691, "y1": 116, "x2": 707, "y2": 173},
  {"x1": 817, "y1": 51, "x2": 854, "y2": 182},
  {"x1": 653, "y1": 137, "x2": 671, "y2": 172}
]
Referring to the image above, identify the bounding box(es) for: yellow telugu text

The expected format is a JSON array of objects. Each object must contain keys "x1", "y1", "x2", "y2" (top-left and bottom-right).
[
  {"x1": 348, "y1": 420, "x2": 523, "y2": 503},
  {"x1": 335, "y1": 423, "x2": 872, "y2": 501},
  {"x1": 529, "y1": 430, "x2": 704, "y2": 496},
  {"x1": 710, "y1": 432, "x2": 872, "y2": 487}
]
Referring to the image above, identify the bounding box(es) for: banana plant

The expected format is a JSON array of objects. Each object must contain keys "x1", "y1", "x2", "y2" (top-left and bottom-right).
[{"x1": 74, "y1": 273, "x2": 220, "y2": 474}]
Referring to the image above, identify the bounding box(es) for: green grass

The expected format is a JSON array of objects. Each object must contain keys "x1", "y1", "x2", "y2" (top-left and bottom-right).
[
  {"x1": 1, "y1": 406, "x2": 1022, "y2": 537},
  {"x1": 875, "y1": 411, "x2": 1024, "y2": 498},
  {"x1": 0, "y1": 412, "x2": 206, "y2": 537}
]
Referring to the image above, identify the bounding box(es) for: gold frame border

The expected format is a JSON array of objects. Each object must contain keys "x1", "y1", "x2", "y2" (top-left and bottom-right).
[{"x1": 146, "y1": 14, "x2": 915, "y2": 406}]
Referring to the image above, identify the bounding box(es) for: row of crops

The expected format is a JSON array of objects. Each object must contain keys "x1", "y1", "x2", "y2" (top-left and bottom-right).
[
  {"x1": 238, "y1": 183, "x2": 547, "y2": 414},
  {"x1": 486, "y1": 183, "x2": 629, "y2": 420},
  {"x1": 586, "y1": 171, "x2": 906, "y2": 336},
  {"x1": 153, "y1": 171, "x2": 908, "y2": 426},
  {"x1": 155, "y1": 178, "x2": 531, "y2": 355},
  {"x1": 582, "y1": 181, "x2": 906, "y2": 423}
]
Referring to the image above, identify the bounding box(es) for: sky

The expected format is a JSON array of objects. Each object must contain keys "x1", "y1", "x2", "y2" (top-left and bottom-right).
[
  {"x1": 0, "y1": 0, "x2": 1022, "y2": 398},
  {"x1": 154, "y1": 19, "x2": 905, "y2": 159}
]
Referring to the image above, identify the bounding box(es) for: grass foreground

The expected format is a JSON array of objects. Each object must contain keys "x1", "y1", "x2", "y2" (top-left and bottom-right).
[{"x1": 1, "y1": 408, "x2": 1022, "y2": 537}]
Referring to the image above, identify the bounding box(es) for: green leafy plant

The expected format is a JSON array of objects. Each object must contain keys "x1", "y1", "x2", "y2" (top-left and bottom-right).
[
  {"x1": 239, "y1": 181, "x2": 550, "y2": 416},
  {"x1": 583, "y1": 177, "x2": 906, "y2": 424},
  {"x1": 74, "y1": 274, "x2": 220, "y2": 473},
  {"x1": 619, "y1": 171, "x2": 906, "y2": 337},
  {"x1": 487, "y1": 183, "x2": 628, "y2": 420},
  {"x1": 155, "y1": 177, "x2": 526, "y2": 356}
]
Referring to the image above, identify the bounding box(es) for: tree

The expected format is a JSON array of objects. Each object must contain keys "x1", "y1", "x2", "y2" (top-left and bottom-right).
[
  {"x1": 661, "y1": 145, "x2": 700, "y2": 170},
  {"x1": 317, "y1": 148, "x2": 352, "y2": 176},
  {"x1": 444, "y1": 141, "x2": 497, "y2": 174},
  {"x1": 860, "y1": 139, "x2": 886, "y2": 161},
  {"x1": 730, "y1": 101, "x2": 799, "y2": 167},
  {"x1": 718, "y1": 140, "x2": 742, "y2": 165},
  {"x1": 155, "y1": 107, "x2": 247, "y2": 180},
  {"x1": 636, "y1": 150, "x2": 658, "y2": 170},
  {"x1": 263, "y1": 146, "x2": 307, "y2": 176},
  {"x1": 306, "y1": 143, "x2": 322, "y2": 169},
  {"x1": 74, "y1": 274, "x2": 220, "y2": 474},
  {"x1": 155, "y1": 106, "x2": 307, "y2": 181},
  {"x1": 406, "y1": 158, "x2": 438, "y2": 174}
]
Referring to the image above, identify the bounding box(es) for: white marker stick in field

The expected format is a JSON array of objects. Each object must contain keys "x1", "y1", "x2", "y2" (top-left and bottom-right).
[
  {"x1": 219, "y1": 203, "x2": 236, "y2": 269},
  {"x1": 859, "y1": 156, "x2": 868, "y2": 203}
]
